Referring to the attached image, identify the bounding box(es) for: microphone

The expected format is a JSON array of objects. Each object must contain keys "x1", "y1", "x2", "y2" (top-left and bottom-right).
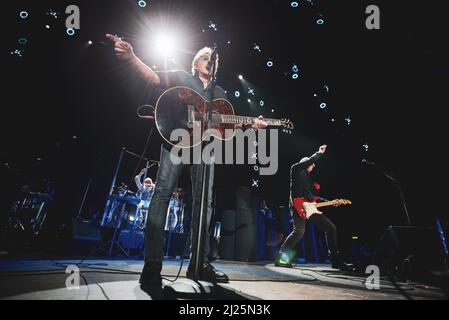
[
  {"x1": 362, "y1": 159, "x2": 375, "y2": 166},
  {"x1": 206, "y1": 45, "x2": 218, "y2": 71}
]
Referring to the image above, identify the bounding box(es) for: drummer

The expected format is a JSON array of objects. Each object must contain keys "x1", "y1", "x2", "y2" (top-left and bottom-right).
[{"x1": 135, "y1": 168, "x2": 155, "y2": 228}]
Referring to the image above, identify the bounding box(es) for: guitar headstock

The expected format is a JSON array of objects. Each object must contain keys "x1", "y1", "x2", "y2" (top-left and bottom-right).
[
  {"x1": 338, "y1": 199, "x2": 352, "y2": 205},
  {"x1": 280, "y1": 118, "x2": 294, "y2": 134}
]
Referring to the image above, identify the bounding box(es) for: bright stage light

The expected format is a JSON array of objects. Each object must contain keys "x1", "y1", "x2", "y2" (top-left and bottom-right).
[
  {"x1": 18, "y1": 38, "x2": 28, "y2": 45},
  {"x1": 234, "y1": 91, "x2": 240, "y2": 97},
  {"x1": 155, "y1": 34, "x2": 175, "y2": 56},
  {"x1": 266, "y1": 60, "x2": 273, "y2": 67},
  {"x1": 247, "y1": 99, "x2": 251, "y2": 103},
  {"x1": 320, "y1": 102, "x2": 326, "y2": 109},
  {"x1": 88, "y1": 40, "x2": 93, "y2": 45},
  {"x1": 138, "y1": 0, "x2": 147, "y2": 8},
  {"x1": 291, "y1": 2, "x2": 299, "y2": 8},
  {"x1": 238, "y1": 75, "x2": 243, "y2": 80},
  {"x1": 292, "y1": 73, "x2": 298, "y2": 79},
  {"x1": 259, "y1": 100, "x2": 264, "y2": 107}
]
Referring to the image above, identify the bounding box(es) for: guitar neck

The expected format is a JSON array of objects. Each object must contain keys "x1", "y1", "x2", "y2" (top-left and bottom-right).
[
  {"x1": 220, "y1": 115, "x2": 283, "y2": 126},
  {"x1": 315, "y1": 200, "x2": 340, "y2": 208}
]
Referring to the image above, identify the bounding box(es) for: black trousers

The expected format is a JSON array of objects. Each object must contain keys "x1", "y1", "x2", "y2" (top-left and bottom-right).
[
  {"x1": 143, "y1": 145, "x2": 214, "y2": 274},
  {"x1": 280, "y1": 210, "x2": 339, "y2": 257}
]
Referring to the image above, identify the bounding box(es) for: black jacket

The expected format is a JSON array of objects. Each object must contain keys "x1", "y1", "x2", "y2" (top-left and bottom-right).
[{"x1": 290, "y1": 152, "x2": 322, "y2": 201}]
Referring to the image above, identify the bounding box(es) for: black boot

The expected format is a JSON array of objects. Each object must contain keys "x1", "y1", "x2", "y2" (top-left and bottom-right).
[
  {"x1": 139, "y1": 262, "x2": 162, "y2": 288},
  {"x1": 187, "y1": 263, "x2": 229, "y2": 283}
]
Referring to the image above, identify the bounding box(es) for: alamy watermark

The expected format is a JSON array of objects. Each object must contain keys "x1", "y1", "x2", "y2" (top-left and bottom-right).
[
  {"x1": 364, "y1": 265, "x2": 380, "y2": 290},
  {"x1": 365, "y1": 5, "x2": 380, "y2": 30},
  {"x1": 65, "y1": 5, "x2": 80, "y2": 30},
  {"x1": 169, "y1": 125, "x2": 279, "y2": 176},
  {"x1": 65, "y1": 265, "x2": 80, "y2": 290}
]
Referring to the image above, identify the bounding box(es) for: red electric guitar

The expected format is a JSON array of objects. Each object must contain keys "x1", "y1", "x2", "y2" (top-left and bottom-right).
[{"x1": 294, "y1": 197, "x2": 352, "y2": 220}]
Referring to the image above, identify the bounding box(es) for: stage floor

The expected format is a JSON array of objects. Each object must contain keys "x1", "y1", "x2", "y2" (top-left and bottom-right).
[{"x1": 0, "y1": 258, "x2": 446, "y2": 300}]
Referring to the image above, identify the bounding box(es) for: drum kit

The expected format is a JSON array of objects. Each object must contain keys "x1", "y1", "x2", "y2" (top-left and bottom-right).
[{"x1": 100, "y1": 184, "x2": 186, "y2": 233}]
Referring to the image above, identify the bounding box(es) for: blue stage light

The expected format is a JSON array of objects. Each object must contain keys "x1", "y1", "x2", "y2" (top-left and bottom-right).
[
  {"x1": 18, "y1": 38, "x2": 28, "y2": 45},
  {"x1": 259, "y1": 100, "x2": 264, "y2": 107},
  {"x1": 292, "y1": 73, "x2": 299, "y2": 79},
  {"x1": 320, "y1": 102, "x2": 326, "y2": 109},
  {"x1": 292, "y1": 64, "x2": 299, "y2": 73},
  {"x1": 267, "y1": 60, "x2": 273, "y2": 67},
  {"x1": 248, "y1": 88, "x2": 255, "y2": 95},
  {"x1": 138, "y1": 0, "x2": 147, "y2": 7},
  {"x1": 234, "y1": 91, "x2": 240, "y2": 98},
  {"x1": 47, "y1": 9, "x2": 59, "y2": 18},
  {"x1": 66, "y1": 28, "x2": 75, "y2": 36},
  {"x1": 345, "y1": 116, "x2": 352, "y2": 125},
  {"x1": 363, "y1": 144, "x2": 369, "y2": 152},
  {"x1": 20, "y1": 11, "x2": 29, "y2": 19},
  {"x1": 208, "y1": 21, "x2": 218, "y2": 31},
  {"x1": 317, "y1": 19, "x2": 324, "y2": 24},
  {"x1": 291, "y1": 2, "x2": 299, "y2": 8},
  {"x1": 10, "y1": 49, "x2": 24, "y2": 57}
]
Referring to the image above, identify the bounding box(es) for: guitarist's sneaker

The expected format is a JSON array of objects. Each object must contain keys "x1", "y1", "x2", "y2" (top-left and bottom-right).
[
  {"x1": 275, "y1": 260, "x2": 293, "y2": 268},
  {"x1": 275, "y1": 252, "x2": 293, "y2": 268}
]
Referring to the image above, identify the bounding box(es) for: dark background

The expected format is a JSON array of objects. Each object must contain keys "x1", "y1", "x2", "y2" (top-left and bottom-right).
[{"x1": 2, "y1": 0, "x2": 448, "y2": 253}]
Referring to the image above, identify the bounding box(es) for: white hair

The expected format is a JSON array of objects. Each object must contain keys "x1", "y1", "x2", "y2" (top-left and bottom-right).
[{"x1": 191, "y1": 46, "x2": 219, "y2": 77}]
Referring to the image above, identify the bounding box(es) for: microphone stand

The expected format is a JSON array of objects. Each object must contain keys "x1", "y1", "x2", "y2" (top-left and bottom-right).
[
  {"x1": 369, "y1": 161, "x2": 412, "y2": 226},
  {"x1": 192, "y1": 44, "x2": 218, "y2": 282},
  {"x1": 163, "y1": 46, "x2": 219, "y2": 298}
]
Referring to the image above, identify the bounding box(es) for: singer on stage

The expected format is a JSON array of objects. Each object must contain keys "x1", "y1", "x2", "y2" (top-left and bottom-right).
[{"x1": 106, "y1": 34, "x2": 266, "y2": 288}]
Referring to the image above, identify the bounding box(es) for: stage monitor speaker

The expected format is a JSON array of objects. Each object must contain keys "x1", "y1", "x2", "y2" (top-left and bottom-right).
[
  {"x1": 70, "y1": 218, "x2": 102, "y2": 255},
  {"x1": 373, "y1": 225, "x2": 446, "y2": 280},
  {"x1": 72, "y1": 218, "x2": 102, "y2": 241}
]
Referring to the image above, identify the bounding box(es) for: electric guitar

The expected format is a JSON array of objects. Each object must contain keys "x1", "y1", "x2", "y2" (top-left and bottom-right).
[
  {"x1": 294, "y1": 198, "x2": 352, "y2": 220},
  {"x1": 154, "y1": 86, "x2": 294, "y2": 148}
]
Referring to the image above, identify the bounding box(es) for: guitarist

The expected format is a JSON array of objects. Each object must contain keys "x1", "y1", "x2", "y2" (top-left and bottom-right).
[
  {"x1": 106, "y1": 34, "x2": 267, "y2": 288},
  {"x1": 275, "y1": 145, "x2": 354, "y2": 271}
]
